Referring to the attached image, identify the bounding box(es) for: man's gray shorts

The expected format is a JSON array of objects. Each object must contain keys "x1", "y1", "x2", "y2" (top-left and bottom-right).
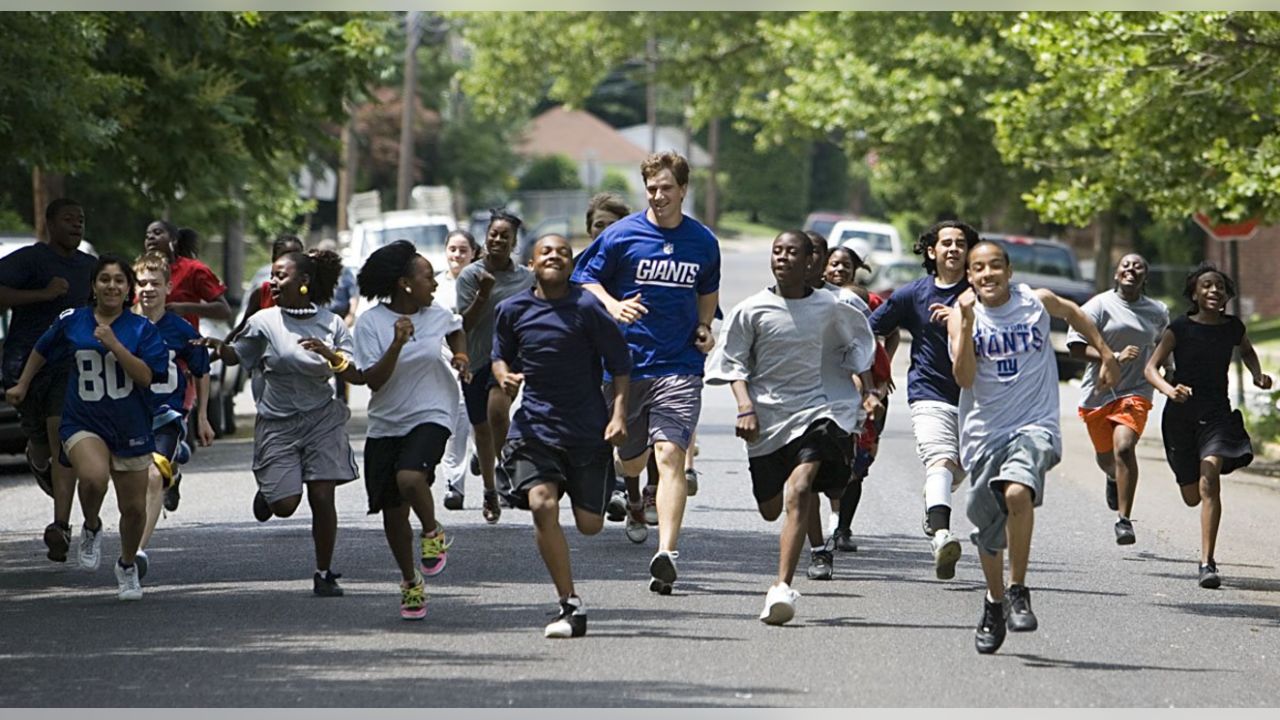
[
  {"x1": 605, "y1": 375, "x2": 703, "y2": 461},
  {"x1": 253, "y1": 399, "x2": 359, "y2": 503},
  {"x1": 965, "y1": 429, "x2": 1060, "y2": 557}
]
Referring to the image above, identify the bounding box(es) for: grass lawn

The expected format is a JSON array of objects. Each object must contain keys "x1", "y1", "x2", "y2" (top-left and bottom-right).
[
  {"x1": 715, "y1": 211, "x2": 786, "y2": 241},
  {"x1": 1249, "y1": 315, "x2": 1280, "y2": 344}
]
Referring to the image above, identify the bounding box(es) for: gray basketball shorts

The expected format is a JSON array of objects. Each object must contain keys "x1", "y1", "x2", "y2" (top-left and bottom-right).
[
  {"x1": 252, "y1": 399, "x2": 359, "y2": 503},
  {"x1": 965, "y1": 429, "x2": 1060, "y2": 557},
  {"x1": 604, "y1": 374, "x2": 703, "y2": 461}
]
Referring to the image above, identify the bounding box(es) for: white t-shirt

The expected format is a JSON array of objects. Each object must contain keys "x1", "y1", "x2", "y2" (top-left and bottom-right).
[{"x1": 354, "y1": 303, "x2": 463, "y2": 438}]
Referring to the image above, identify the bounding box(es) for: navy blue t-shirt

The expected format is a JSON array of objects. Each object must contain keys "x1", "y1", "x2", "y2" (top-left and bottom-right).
[
  {"x1": 35, "y1": 307, "x2": 168, "y2": 456},
  {"x1": 492, "y1": 287, "x2": 632, "y2": 448},
  {"x1": 0, "y1": 243, "x2": 96, "y2": 384},
  {"x1": 148, "y1": 311, "x2": 211, "y2": 416},
  {"x1": 868, "y1": 275, "x2": 969, "y2": 405},
  {"x1": 570, "y1": 211, "x2": 720, "y2": 380}
]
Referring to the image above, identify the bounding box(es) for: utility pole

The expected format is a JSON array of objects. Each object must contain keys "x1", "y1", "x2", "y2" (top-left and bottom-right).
[
  {"x1": 396, "y1": 11, "x2": 422, "y2": 211},
  {"x1": 337, "y1": 103, "x2": 355, "y2": 232}
]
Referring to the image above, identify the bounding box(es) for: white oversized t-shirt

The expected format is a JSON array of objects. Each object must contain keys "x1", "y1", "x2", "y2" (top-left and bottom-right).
[{"x1": 354, "y1": 303, "x2": 463, "y2": 438}]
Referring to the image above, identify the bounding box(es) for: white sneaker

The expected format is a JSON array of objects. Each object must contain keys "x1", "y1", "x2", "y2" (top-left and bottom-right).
[
  {"x1": 931, "y1": 529, "x2": 962, "y2": 580},
  {"x1": 648, "y1": 550, "x2": 678, "y2": 595},
  {"x1": 827, "y1": 512, "x2": 839, "y2": 535},
  {"x1": 114, "y1": 560, "x2": 142, "y2": 601},
  {"x1": 642, "y1": 485, "x2": 658, "y2": 526},
  {"x1": 625, "y1": 502, "x2": 648, "y2": 544},
  {"x1": 78, "y1": 523, "x2": 103, "y2": 571},
  {"x1": 759, "y1": 583, "x2": 800, "y2": 625},
  {"x1": 544, "y1": 596, "x2": 587, "y2": 639}
]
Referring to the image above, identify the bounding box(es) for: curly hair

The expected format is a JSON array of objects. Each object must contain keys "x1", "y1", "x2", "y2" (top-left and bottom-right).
[
  {"x1": 282, "y1": 249, "x2": 344, "y2": 306},
  {"x1": 1182, "y1": 262, "x2": 1236, "y2": 315},
  {"x1": 272, "y1": 235, "x2": 305, "y2": 261},
  {"x1": 915, "y1": 220, "x2": 979, "y2": 275},
  {"x1": 176, "y1": 227, "x2": 201, "y2": 259},
  {"x1": 357, "y1": 240, "x2": 420, "y2": 301},
  {"x1": 132, "y1": 252, "x2": 171, "y2": 283}
]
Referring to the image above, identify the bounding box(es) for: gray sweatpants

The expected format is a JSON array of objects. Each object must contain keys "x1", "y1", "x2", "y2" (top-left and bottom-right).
[{"x1": 965, "y1": 429, "x2": 1060, "y2": 556}]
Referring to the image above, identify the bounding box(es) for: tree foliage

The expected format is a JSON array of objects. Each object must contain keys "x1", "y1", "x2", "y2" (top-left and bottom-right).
[{"x1": 518, "y1": 155, "x2": 583, "y2": 191}]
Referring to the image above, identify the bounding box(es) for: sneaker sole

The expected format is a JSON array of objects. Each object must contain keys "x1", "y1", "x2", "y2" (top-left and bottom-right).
[
  {"x1": 649, "y1": 553, "x2": 677, "y2": 585},
  {"x1": 934, "y1": 538, "x2": 962, "y2": 580},
  {"x1": 625, "y1": 526, "x2": 648, "y2": 544},
  {"x1": 44, "y1": 527, "x2": 69, "y2": 563},
  {"x1": 1199, "y1": 575, "x2": 1222, "y2": 589},
  {"x1": 401, "y1": 608, "x2": 427, "y2": 621},
  {"x1": 807, "y1": 569, "x2": 833, "y2": 581},
  {"x1": 1007, "y1": 615, "x2": 1038, "y2": 632},
  {"x1": 118, "y1": 591, "x2": 143, "y2": 602},
  {"x1": 1115, "y1": 532, "x2": 1136, "y2": 546},
  {"x1": 648, "y1": 578, "x2": 673, "y2": 595},
  {"x1": 760, "y1": 601, "x2": 795, "y2": 626},
  {"x1": 421, "y1": 555, "x2": 448, "y2": 577},
  {"x1": 135, "y1": 552, "x2": 149, "y2": 581}
]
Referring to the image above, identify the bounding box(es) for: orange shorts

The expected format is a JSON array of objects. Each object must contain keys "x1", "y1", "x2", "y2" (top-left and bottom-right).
[{"x1": 1078, "y1": 395, "x2": 1152, "y2": 454}]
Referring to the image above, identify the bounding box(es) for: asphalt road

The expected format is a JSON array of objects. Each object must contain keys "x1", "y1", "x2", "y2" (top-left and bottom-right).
[{"x1": 1, "y1": 242, "x2": 1277, "y2": 707}]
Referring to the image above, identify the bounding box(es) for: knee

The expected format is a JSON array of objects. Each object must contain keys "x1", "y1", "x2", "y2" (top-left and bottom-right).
[
  {"x1": 575, "y1": 514, "x2": 604, "y2": 535},
  {"x1": 528, "y1": 491, "x2": 559, "y2": 521},
  {"x1": 1199, "y1": 475, "x2": 1220, "y2": 499},
  {"x1": 1003, "y1": 484, "x2": 1034, "y2": 514},
  {"x1": 784, "y1": 484, "x2": 813, "y2": 512},
  {"x1": 1114, "y1": 443, "x2": 1137, "y2": 464},
  {"x1": 758, "y1": 498, "x2": 782, "y2": 522},
  {"x1": 1180, "y1": 484, "x2": 1201, "y2": 507},
  {"x1": 272, "y1": 496, "x2": 302, "y2": 517}
]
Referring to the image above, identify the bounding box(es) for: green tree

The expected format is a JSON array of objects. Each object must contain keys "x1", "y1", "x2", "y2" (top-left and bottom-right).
[{"x1": 518, "y1": 155, "x2": 583, "y2": 191}]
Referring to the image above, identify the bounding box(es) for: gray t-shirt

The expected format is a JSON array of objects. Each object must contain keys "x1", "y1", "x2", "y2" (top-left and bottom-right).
[
  {"x1": 824, "y1": 282, "x2": 872, "y2": 318},
  {"x1": 958, "y1": 284, "x2": 1060, "y2": 469},
  {"x1": 454, "y1": 260, "x2": 534, "y2": 372},
  {"x1": 706, "y1": 288, "x2": 875, "y2": 456},
  {"x1": 354, "y1": 303, "x2": 463, "y2": 438},
  {"x1": 1066, "y1": 290, "x2": 1168, "y2": 409},
  {"x1": 232, "y1": 307, "x2": 354, "y2": 419}
]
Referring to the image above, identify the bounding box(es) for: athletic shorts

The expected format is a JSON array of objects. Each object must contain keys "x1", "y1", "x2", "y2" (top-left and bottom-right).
[
  {"x1": 605, "y1": 374, "x2": 703, "y2": 460},
  {"x1": 11, "y1": 365, "x2": 69, "y2": 448},
  {"x1": 497, "y1": 438, "x2": 613, "y2": 517},
  {"x1": 364, "y1": 422, "x2": 450, "y2": 514},
  {"x1": 460, "y1": 364, "x2": 496, "y2": 425},
  {"x1": 1079, "y1": 395, "x2": 1152, "y2": 454},
  {"x1": 965, "y1": 429, "x2": 1060, "y2": 557},
  {"x1": 252, "y1": 399, "x2": 358, "y2": 503},
  {"x1": 63, "y1": 431, "x2": 153, "y2": 473},
  {"x1": 748, "y1": 418, "x2": 853, "y2": 505},
  {"x1": 1161, "y1": 401, "x2": 1253, "y2": 486},
  {"x1": 908, "y1": 401, "x2": 961, "y2": 470}
]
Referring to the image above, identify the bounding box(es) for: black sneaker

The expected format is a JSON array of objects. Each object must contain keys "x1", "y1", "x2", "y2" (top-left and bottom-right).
[
  {"x1": 806, "y1": 549, "x2": 834, "y2": 581},
  {"x1": 164, "y1": 475, "x2": 182, "y2": 512},
  {"x1": 313, "y1": 570, "x2": 344, "y2": 597},
  {"x1": 648, "y1": 550, "x2": 678, "y2": 595},
  {"x1": 1198, "y1": 561, "x2": 1221, "y2": 589},
  {"x1": 975, "y1": 597, "x2": 1007, "y2": 654},
  {"x1": 1114, "y1": 517, "x2": 1136, "y2": 545},
  {"x1": 1105, "y1": 477, "x2": 1118, "y2": 512},
  {"x1": 253, "y1": 491, "x2": 272, "y2": 522},
  {"x1": 43, "y1": 522, "x2": 71, "y2": 562},
  {"x1": 544, "y1": 596, "x2": 587, "y2": 638},
  {"x1": 28, "y1": 446, "x2": 54, "y2": 499},
  {"x1": 832, "y1": 528, "x2": 858, "y2": 552},
  {"x1": 685, "y1": 468, "x2": 699, "y2": 497},
  {"x1": 1005, "y1": 584, "x2": 1038, "y2": 632},
  {"x1": 922, "y1": 509, "x2": 935, "y2": 538},
  {"x1": 469, "y1": 453, "x2": 480, "y2": 476},
  {"x1": 443, "y1": 490, "x2": 464, "y2": 511},
  {"x1": 605, "y1": 490, "x2": 627, "y2": 522}
]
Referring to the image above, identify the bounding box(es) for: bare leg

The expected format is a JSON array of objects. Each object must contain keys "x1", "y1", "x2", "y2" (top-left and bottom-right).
[
  {"x1": 68, "y1": 437, "x2": 112, "y2": 531},
  {"x1": 396, "y1": 469, "x2": 436, "y2": 534},
  {"x1": 1112, "y1": 425, "x2": 1141, "y2": 518},
  {"x1": 472, "y1": 423, "x2": 497, "y2": 493},
  {"x1": 778, "y1": 463, "x2": 818, "y2": 585},
  {"x1": 978, "y1": 547, "x2": 1006, "y2": 601},
  {"x1": 1003, "y1": 483, "x2": 1035, "y2": 587},
  {"x1": 806, "y1": 497, "x2": 825, "y2": 548},
  {"x1": 1199, "y1": 457, "x2": 1223, "y2": 563},
  {"x1": 653, "y1": 441, "x2": 688, "y2": 553},
  {"x1": 45, "y1": 417, "x2": 77, "y2": 526},
  {"x1": 307, "y1": 481, "x2": 338, "y2": 572},
  {"x1": 111, "y1": 468, "x2": 149, "y2": 565},
  {"x1": 382, "y1": 503, "x2": 416, "y2": 583},
  {"x1": 529, "y1": 483, "x2": 574, "y2": 599},
  {"x1": 138, "y1": 465, "x2": 164, "y2": 551}
]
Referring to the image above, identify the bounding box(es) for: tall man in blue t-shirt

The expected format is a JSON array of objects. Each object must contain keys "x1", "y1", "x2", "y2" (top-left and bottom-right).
[
  {"x1": 571, "y1": 151, "x2": 720, "y2": 595},
  {"x1": 0, "y1": 199, "x2": 96, "y2": 563},
  {"x1": 867, "y1": 220, "x2": 977, "y2": 581}
]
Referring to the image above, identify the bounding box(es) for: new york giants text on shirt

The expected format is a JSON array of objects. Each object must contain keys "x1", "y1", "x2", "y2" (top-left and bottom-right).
[
  {"x1": 973, "y1": 322, "x2": 1045, "y2": 378},
  {"x1": 635, "y1": 258, "x2": 701, "y2": 288}
]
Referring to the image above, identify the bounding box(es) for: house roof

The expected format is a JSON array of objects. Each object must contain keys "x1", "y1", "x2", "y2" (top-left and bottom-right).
[
  {"x1": 617, "y1": 124, "x2": 712, "y2": 167},
  {"x1": 516, "y1": 106, "x2": 649, "y2": 165}
]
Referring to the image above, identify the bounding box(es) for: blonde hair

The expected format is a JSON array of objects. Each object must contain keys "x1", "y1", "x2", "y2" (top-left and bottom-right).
[{"x1": 133, "y1": 252, "x2": 172, "y2": 283}]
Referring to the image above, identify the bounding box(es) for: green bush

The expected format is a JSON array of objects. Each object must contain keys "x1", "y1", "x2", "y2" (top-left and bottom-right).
[
  {"x1": 600, "y1": 169, "x2": 630, "y2": 194},
  {"x1": 518, "y1": 154, "x2": 583, "y2": 191}
]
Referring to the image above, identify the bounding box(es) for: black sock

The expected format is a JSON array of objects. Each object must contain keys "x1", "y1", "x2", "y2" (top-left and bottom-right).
[
  {"x1": 927, "y1": 505, "x2": 951, "y2": 533},
  {"x1": 837, "y1": 478, "x2": 863, "y2": 532}
]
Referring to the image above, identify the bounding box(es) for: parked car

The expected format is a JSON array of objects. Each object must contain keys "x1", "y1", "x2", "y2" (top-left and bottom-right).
[
  {"x1": 984, "y1": 233, "x2": 1096, "y2": 379},
  {"x1": 343, "y1": 209, "x2": 456, "y2": 277},
  {"x1": 802, "y1": 211, "x2": 860, "y2": 241},
  {"x1": 867, "y1": 258, "x2": 927, "y2": 301},
  {"x1": 830, "y1": 219, "x2": 907, "y2": 267}
]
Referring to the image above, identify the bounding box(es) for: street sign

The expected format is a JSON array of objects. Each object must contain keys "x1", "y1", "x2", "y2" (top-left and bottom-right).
[{"x1": 1193, "y1": 212, "x2": 1261, "y2": 242}]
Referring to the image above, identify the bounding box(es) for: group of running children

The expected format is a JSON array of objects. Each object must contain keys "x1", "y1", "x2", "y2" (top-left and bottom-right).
[{"x1": 2, "y1": 151, "x2": 1272, "y2": 654}]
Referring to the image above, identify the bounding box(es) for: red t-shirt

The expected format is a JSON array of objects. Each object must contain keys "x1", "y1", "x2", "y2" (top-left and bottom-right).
[
  {"x1": 258, "y1": 280, "x2": 275, "y2": 309},
  {"x1": 168, "y1": 255, "x2": 227, "y2": 332}
]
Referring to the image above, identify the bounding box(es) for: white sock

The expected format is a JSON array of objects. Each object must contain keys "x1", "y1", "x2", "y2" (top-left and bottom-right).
[{"x1": 924, "y1": 467, "x2": 954, "y2": 509}]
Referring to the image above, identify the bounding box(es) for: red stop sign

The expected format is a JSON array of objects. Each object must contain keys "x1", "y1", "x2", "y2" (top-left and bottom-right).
[{"x1": 1193, "y1": 212, "x2": 1261, "y2": 242}]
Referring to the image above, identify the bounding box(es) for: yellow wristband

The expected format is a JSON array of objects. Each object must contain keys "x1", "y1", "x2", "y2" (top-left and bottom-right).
[{"x1": 329, "y1": 355, "x2": 350, "y2": 373}]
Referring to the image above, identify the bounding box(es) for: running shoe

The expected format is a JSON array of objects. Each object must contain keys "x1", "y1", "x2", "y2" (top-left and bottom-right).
[
  {"x1": 922, "y1": 509, "x2": 935, "y2": 538},
  {"x1": 759, "y1": 582, "x2": 800, "y2": 625},
  {"x1": 625, "y1": 502, "x2": 648, "y2": 544},
  {"x1": 77, "y1": 521, "x2": 102, "y2": 571},
  {"x1": 115, "y1": 559, "x2": 143, "y2": 601},
  {"x1": 1105, "y1": 476, "x2": 1118, "y2": 512},
  {"x1": 134, "y1": 550, "x2": 149, "y2": 581},
  {"x1": 642, "y1": 484, "x2": 658, "y2": 526},
  {"x1": 443, "y1": 490, "x2": 464, "y2": 511},
  {"x1": 931, "y1": 528, "x2": 962, "y2": 580},
  {"x1": 685, "y1": 468, "x2": 699, "y2": 497},
  {"x1": 482, "y1": 490, "x2": 501, "y2": 524},
  {"x1": 1114, "y1": 517, "x2": 1136, "y2": 546},
  {"x1": 313, "y1": 570, "x2": 344, "y2": 597},
  {"x1": 469, "y1": 453, "x2": 480, "y2": 476},
  {"x1": 27, "y1": 446, "x2": 53, "y2": 499},
  {"x1": 605, "y1": 490, "x2": 627, "y2": 522},
  {"x1": 648, "y1": 550, "x2": 678, "y2": 595},
  {"x1": 544, "y1": 595, "x2": 587, "y2": 639},
  {"x1": 1005, "y1": 584, "x2": 1038, "y2": 632},
  {"x1": 164, "y1": 474, "x2": 182, "y2": 512},
  {"x1": 832, "y1": 528, "x2": 858, "y2": 553},
  {"x1": 807, "y1": 549, "x2": 834, "y2": 581},
  {"x1": 43, "y1": 522, "x2": 70, "y2": 563},
  {"x1": 420, "y1": 524, "x2": 451, "y2": 577},
  {"x1": 975, "y1": 597, "x2": 1006, "y2": 654},
  {"x1": 253, "y1": 491, "x2": 272, "y2": 522},
  {"x1": 1198, "y1": 561, "x2": 1222, "y2": 589},
  {"x1": 400, "y1": 574, "x2": 427, "y2": 621}
]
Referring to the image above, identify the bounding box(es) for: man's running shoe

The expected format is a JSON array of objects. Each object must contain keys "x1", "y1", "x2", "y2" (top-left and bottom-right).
[
  {"x1": 115, "y1": 559, "x2": 143, "y2": 601},
  {"x1": 43, "y1": 522, "x2": 71, "y2": 563},
  {"x1": 1105, "y1": 476, "x2": 1118, "y2": 512},
  {"x1": 253, "y1": 491, "x2": 272, "y2": 522},
  {"x1": 1005, "y1": 584, "x2": 1038, "y2": 632},
  {"x1": 931, "y1": 529, "x2": 962, "y2": 580},
  {"x1": 164, "y1": 474, "x2": 182, "y2": 512},
  {"x1": 134, "y1": 550, "x2": 149, "y2": 581},
  {"x1": 1114, "y1": 517, "x2": 1136, "y2": 545},
  {"x1": 807, "y1": 549, "x2": 834, "y2": 581},
  {"x1": 400, "y1": 573, "x2": 427, "y2": 620},
  {"x1": 420, "y1": 525, "x2": 451, "y2": 577},
  {"x1": 642, "y1": 485, "x2": 658, "y2": 526},
  {"x1": 78, "y1": 522, "x2": 103, "y2": 571},
  {"x1": 975, "y1": 596, "x2": 1006, "y2": 654},
  {"x1": 443, "y1": 490, "x2": 464, "y2": 511},
  {"x1": 482, "y1": 490, "x2": 501, "y2": 524},
  {"x1": 27, "y1": 446, "x2": 53, "y2": 499},
  {"x1": 313, "y1": 570, "x2": 344, "y2": 597},
  {"x1": 832, "y1": 528, "x2": 858, "y2": 553},
  {"x1": 625, "y1": 502, "x2": 648, "y2": 544},
  {"x1": 605, "y1": 490, "x2": 627, "y2": 522},
  {"x1": 759, "y1": 582, "x2": 800, "y2": 625},
  {"x1": 1198, "y1": 561, "x2": 1221, "y2": 589},
  {"x1": 648, "y1": 550, "x2": 678, "y2": 595},
  {"x1": 685, "y1": 468, "x2": 699, "y2": 497},
  {"x1": 544, "y1": 595, "x2": 587, "y2": 638}
]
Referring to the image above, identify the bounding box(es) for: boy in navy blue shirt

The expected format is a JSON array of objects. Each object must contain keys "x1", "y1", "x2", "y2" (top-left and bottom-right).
[{"x1": 493, "y1": 234, "x2": 632, "y2": 638}]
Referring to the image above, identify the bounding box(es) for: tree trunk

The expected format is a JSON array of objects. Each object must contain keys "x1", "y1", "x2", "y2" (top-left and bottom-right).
[
  {"x1": 222, "y1": 193, "x2": 246, "y2": 309},
  {"x1": 396, "y1": 11, "x2": 421, "y2": 211},
  {"x1": 337, "y1": 108, "x2": 355, "y2": 233},
  {"x1": 32, "y1": 167, "x2": 65, "y2": 240},
  {"x1": 1093, "y1": 211, "x2": 1115, "y2": 293},
  {"x1": 706, "y1": 116, "x2": 720, "y2": 233}
]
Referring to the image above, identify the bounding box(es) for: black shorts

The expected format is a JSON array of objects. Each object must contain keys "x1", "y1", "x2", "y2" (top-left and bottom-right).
[
  {"x1": 1161, "y1": 402, "x2": 1253, "y2": 486},
  {"x1": 12, "y1": 365, "x2": 69, "y2": 447},
  {"x1": 497, "y1": 438, "x2": 613, "y2": 517},
  {"x1": 460, "y1": 364, "x2": 496, "y2": 426},
  {"x1": 749, "y1": 418, "x2": 853, "y2": 505},
  {"x1": 364, "y1": 422, "x2": 451, "y2": 514}
]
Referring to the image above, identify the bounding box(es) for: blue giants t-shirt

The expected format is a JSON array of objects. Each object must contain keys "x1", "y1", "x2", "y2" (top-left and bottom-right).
[
  {"x1": 148, "y1": 311, "x2": 211, "y2": 416},
  {"x1": 0, "y1": 242, "x2": 96, "y2": 385},
  {"x1": 492, "y1": 287, "x2": 632, "y2": 448},
  {"x1": 868, "y1": 275, "x2": 969, "y2": 406},
  {"x1": 35, "y1": 307, "x2": 169, "y2": 456},
  {"x1": 570, "y1": 211, "x2": 720, "y2": 380}
]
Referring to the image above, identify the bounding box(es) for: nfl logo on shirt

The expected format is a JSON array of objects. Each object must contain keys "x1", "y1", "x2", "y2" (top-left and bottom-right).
[{"x1": 663, "y1": 242, "x2": 674, "y2": 255}]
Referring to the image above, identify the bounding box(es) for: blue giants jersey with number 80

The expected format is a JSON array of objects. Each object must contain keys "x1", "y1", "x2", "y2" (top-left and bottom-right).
[
  {"x1": 34, "y1": 307, "x2": 169, "y2": 457},
  {"x1": 148, "y1": 311, "x2": 210, "y2": 417}
]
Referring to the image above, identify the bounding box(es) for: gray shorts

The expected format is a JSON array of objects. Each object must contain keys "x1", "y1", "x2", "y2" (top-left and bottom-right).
[
  {"x1": 253, "y1": 399, "x2": 359, "y2": 503},
  {"x1": 965, "y1": 429, "x2": 1060, "y2": 557},
  {"x1": 605, "y1": 374, "x2": 703, "y2": 461}
]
